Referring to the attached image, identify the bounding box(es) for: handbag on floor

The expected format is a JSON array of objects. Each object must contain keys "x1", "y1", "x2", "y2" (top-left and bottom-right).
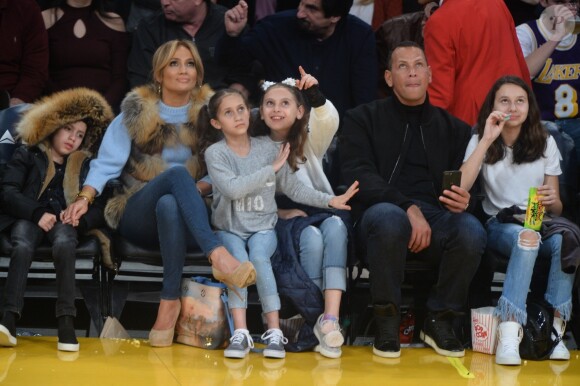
[
  {"x1": 175, "y1": 276, "x2": 233, "y2": 349},
  {"x1": 519, "y1": 300, "x2": 559, "y2": 360}
]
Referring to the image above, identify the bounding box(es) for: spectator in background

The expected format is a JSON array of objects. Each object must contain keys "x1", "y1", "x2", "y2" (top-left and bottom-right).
[
  {"x1": 375, "y1": 1, "x2": 438, "y2": 98},
  {"x1": 128, "y1": 0, "x2": 255, "y2": 97},
  {"x1": 516, "y1": 0, "x2": 580, "y2": 160},
  {"x1": 424, "y1": 0, "x2": 530, "y2": 126},
  {"x1": 0, "y1": 0, "x2": 49, "y2": 106},
  {"x1": 220, "y1": 0, "x2": 377, "y2": 118},
  {"x1": 42, "y1": 0, "x2": 129, "y2": 112},
  {"x1": 505, "y1": 0, "x2": 541, "y2": 25},
  {"x1": 349, "y1": 0, "x2": 402, "y2": 30},
  {"x1": 126, "y1": 0, "x2": 160, "y2": 32}
]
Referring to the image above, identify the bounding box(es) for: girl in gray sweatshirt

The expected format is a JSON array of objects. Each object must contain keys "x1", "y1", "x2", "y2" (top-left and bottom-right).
[{"x1": 198, "y1": 88, "x2": 358, "y2": 360}]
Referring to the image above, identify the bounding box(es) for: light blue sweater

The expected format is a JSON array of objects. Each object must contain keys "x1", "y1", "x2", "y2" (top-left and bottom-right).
[{"x1": 85, "y1": 102, "x2": 193, "y2": 194}]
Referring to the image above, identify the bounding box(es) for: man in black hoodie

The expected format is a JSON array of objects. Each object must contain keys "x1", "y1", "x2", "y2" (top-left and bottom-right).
[{"x1": 340, "y1": 41, "x2": 486, "y2": 359}]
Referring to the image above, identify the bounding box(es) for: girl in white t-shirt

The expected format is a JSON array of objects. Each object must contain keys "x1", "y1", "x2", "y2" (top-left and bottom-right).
[{"x1": 461, "y1": 76, "x2": 576, "y2": 366}]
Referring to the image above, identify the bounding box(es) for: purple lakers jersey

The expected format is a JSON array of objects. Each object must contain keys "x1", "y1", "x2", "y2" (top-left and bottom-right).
[{"x1": 526, "y1": 20, "x2": 580, "y2": 120}]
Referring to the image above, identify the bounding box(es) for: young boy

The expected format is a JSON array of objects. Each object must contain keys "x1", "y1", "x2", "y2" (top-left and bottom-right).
[{"x1": 0, "y1": 88, "x2": 113, "y2": 352}]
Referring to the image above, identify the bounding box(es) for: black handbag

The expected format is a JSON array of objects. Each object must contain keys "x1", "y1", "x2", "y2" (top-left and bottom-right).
[{"x1": 519, "y1": 300, "x2": 560, "y2": 360}]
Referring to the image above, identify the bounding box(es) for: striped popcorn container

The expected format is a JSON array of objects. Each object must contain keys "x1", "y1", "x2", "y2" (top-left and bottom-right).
[{"x1": 471, "y1": 307, "x2": 499, "y2": 354}]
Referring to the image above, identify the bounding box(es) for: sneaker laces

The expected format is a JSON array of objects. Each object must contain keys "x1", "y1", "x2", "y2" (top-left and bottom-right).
[
  {"x1": 261, "y1": 329, "x2": 288, "y2": 346},
  {"x1": 230, "y1": 329, "x2": 255, "y2": 348},
  {"x1": 498, "y1": 327, "x2": 522, "y2": 355},
  {"x1": 320, "y1": 318, "x2": 341, "y2": 335}
]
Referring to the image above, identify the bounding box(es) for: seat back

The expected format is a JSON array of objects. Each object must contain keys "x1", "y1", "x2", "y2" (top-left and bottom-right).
[{"x1": 0, "y1": 104, "x2": 28, "y2": 178}]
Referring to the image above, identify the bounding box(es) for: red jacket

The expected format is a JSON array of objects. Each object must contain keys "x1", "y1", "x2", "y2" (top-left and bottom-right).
[
  {"x1": 424, "y1": 0, "x2": 530, "y2": 126},
  {"x1": 0, "y1": 0, "x2": 48, "y2": 103}
]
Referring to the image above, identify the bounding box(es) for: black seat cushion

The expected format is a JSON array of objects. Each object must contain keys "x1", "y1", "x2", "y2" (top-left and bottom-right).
[{"x1": 111, "y1": 233, "x2": 209, "y2": 268}]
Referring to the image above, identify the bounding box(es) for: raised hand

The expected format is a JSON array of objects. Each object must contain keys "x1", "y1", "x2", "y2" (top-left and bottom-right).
[
  {"x1": 483, "y1": 110, "x2": 508, "y2": 143},
  {"x1": 273, "y1": 142, "x2": 290, "y2": 172},
  {"x1": 328, "y1": 181, "x2": 359, "y2": 210},
  {"x1": 296, "y1": 66, "x2": 319, "y2": 90},
  {"x1": 224, "y1": 0, "x2": 249, "y2": 37}
]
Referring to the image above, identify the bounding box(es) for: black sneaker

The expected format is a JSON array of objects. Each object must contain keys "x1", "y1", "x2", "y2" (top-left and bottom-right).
[
  {"x1": 372, "y1": 303, "x2": 401, "y2": 358},
  {"x1": 57, "y1": 316, "x2": 79, "y2": 352},
  {"x1": 0, "y1": 312, "x2": 17, "y2": 347},
  {"x1": 420, "y1": 310, "x2": 464, "y2": 357}
]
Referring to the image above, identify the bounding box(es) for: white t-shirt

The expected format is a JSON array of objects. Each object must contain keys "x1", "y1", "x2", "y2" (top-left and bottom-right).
[{"x1": 463, "y1": 134, "x2": 562, "y2": 216}]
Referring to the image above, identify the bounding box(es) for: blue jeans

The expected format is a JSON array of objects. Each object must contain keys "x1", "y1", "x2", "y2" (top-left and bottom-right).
[
  {"x1": 486, "y1": 218, "x2": 574, "y2": 324},
  {"x1": 358, "y1": 201, "x2": 486, "y2": 311},
  {"x1": 3, "y1": 220, "x2": 78, "y2": 318},
  {"x1": 299, "y1": 216, "x2": 347, "y2": 291},
  {"x1": 556, "y1": 118, "x2": 580, "y2": 162},
  {"x1": 217, "y1": 230, "x2": 279, "y2": 313},
  {"x1": 118, "y1": 167, "x2": 222, "y2": 299}
]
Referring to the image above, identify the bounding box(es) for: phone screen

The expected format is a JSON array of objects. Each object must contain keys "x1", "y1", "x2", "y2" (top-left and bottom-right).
[{"x1": 442, "y1": 170, "x2": 462, "y2": 191}]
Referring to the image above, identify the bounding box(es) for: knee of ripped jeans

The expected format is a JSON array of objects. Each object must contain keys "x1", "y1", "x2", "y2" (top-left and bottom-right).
[{"x1": 517, "y1": 229, "x2": 540, "y2": 250}]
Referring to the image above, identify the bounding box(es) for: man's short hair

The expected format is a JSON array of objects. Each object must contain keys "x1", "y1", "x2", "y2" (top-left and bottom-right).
[
  {"x1": 321, "y1": 0, "x2": 354, "y2": 18},
  {"x1": 386, "y1": 41, "x2": 426, "y2": 70}
]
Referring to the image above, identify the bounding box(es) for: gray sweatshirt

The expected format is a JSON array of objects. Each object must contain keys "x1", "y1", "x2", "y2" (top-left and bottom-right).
[{"x1": 206, "y1": 136, "x2": 333, "y2": 238}]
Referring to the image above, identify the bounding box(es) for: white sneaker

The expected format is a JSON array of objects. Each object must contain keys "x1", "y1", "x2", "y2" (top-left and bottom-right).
[
  {"x1": 495, "y1": 321, "x2": 523, "y2": 366},
  {"x1": 314, "y1": 314, "x2": 344, "y2": 347},
  {"x1": 550, "y1": 317, "x2": 570, "y2": 361}
]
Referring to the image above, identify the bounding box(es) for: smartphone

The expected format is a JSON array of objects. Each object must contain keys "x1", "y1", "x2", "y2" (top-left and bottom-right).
[{"x1": 442, "y1": 170, "x2": 462, "y2": 192}]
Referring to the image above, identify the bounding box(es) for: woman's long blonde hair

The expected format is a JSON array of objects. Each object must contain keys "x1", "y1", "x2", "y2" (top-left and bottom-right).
[{"x1": 151, "y1": 39, "x2": 204, "y2": 95}]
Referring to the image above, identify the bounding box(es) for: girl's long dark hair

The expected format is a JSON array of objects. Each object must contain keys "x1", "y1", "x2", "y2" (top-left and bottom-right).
[
  {"x1": 476, "y1": 75, "x2": 546, "y2": 165},
  {"x1": 251, "y1": 84, "x2": 309, "y2": 172},
  {"x1": 196, "y1": 88, "x2": 251, "y2": 171}
]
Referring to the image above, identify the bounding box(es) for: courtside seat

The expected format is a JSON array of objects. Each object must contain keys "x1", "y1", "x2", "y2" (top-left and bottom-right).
[{"x1": 104, "y1": 233, "x2": 211, "y2": 322}]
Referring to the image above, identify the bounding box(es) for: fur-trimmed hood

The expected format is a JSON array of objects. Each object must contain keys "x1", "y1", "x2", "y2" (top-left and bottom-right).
[{"x1": 16, "y1": 88, "x2": 114, "y2": 155}]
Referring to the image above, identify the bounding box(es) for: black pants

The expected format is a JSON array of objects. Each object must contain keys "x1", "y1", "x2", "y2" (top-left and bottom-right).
[{"x1": 2, "y1": 220, "x2": 78, "y2": 318}]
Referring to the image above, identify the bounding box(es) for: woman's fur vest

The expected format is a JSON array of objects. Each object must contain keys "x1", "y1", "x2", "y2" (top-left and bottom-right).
[{"x1": 104, "y1": 84, "x2": 213, "y2": 229}]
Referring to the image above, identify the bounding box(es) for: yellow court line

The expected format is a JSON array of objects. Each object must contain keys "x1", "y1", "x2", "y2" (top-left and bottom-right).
[{"x1": 447, "y1": 357, "x2": 475, "y2": 379}]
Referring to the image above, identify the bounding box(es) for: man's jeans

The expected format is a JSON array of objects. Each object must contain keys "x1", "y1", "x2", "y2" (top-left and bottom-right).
[
  {"x1": 3, "y1": 220, "x2": 78, "y2": 318},
  {"x1": 486, "y1": 218, "x2": 574, "y2": 325},
  {"x1": 358, "y1": 201, "x2": 486, "y2": 311}
]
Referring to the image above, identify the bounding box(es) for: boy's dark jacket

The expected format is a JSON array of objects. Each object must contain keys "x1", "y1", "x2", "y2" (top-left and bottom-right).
[
  {"x1": 340, "y1": 94, "x2": 472, "y2": 222},
  {"x1": 0, "y1": 88, "x2": 114, "y2": 265}
]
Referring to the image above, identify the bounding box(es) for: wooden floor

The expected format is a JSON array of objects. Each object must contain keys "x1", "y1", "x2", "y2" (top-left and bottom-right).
[{"x1": 0, "y1": 337, "x2": 578, "y2": 385}]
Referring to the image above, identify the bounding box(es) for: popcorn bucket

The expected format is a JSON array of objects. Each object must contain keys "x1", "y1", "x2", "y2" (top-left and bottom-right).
[{"x1": 471, "y1": 307, "x2": 499, "y2": 354}]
